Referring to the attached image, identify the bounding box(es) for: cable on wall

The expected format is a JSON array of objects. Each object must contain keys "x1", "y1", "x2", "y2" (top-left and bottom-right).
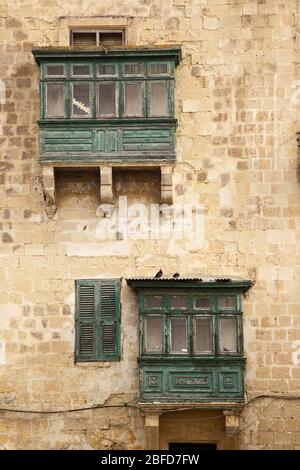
[{"x1": 0, "y1": 394, "x2": 300, "y2": 415}]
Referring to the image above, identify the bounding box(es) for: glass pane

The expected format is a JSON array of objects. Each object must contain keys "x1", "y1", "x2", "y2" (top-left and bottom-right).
[
  {"x1": 150, "y1": 63, "x2": 168, "y2": 75},
  {"x1": 194, "y1": 296, "x2": 210, "y2": 309},
  {"x1": 145, "y1": 317, "x2": 163, "y2": 353},
  {"x1": 72, "y1": 83, "x2": 91, "y2": 117},
  {"x1": 194, "y1": 317, "x2": 213, "y2": 353},
  {"x1": 72, "y1": 32, "x2": 97, "y2": 46},
  {"x1": 170, "y1": 317, "x2": 187, "y2": 354},
  {"x1": 219, "y1": 296, "x2": 236, "y2": 309},
  {"x1": 220, "y1": 317, "x2": 237, "y2": 353},
  {"x1": 124, "y1": 63, "x2": 143, "y2": 75},
  {"x1": 145, "y1": 295, "x2": 162, "y2": 309},
  {"x1": 46, "y1": 65, "x2": 65, "y2": 76},
  {"x1": 46, "y1": 83, "x2": 65, "y2": 117},
  {"x1": 72, "y1": 65, "x2": 91, "y2": 76},
  {"x1": 98, "y1": 64, "x2": 116, "y2": 76},
  {"x1": 150, "y1": 82, "x2": 168, "y2": 117},
  {"x1": 124, "y1": 83, "x2": 143, "y2": 117},
  {"x1": 98, "y1": 83, "x2": 116, "y2": 117},
  {"x1": 170, "y1": 295, "x2": 187, "y2": 310}
]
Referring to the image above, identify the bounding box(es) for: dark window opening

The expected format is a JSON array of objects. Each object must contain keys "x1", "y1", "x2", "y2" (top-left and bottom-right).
[
  {"x1": 72, "y1": 32, "x2": 97, "y2": 46},
  {"x1": 99, "y1": 32, "x2": 124, "y2": 46},
  {"x1": 71, "y1": 30, "x2": 125, "y2": 47}
]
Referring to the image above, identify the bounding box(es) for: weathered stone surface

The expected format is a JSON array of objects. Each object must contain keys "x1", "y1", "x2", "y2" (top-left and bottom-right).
[{"x1": 0, "y1": 0, "x2": 299, "y2": 451}]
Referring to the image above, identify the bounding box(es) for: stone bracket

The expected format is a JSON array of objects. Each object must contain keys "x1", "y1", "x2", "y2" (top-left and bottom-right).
[
  {"x1": 144, "y1": 413, "x2": 161, "y2": 450},
  {"x1": 223, "y1": 410, "x2": 241, "y2": 435},
  {"x1": 161, "y1": 165, "x2": 173, "y2": 205},
  {"x1": 40, "y1": 166, "x2": 57, "y2": 219},
  {"x1": 99, "y1": 166, "x2": 115, "y2": 217}
]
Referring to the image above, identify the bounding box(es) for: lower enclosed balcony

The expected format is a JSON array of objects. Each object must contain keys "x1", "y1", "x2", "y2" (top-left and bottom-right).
[
  {"x1": 139, "y1": 357, "x2": 245, "y2": 403},
  {"x1": 38, "y1": 119, "x2": 177, "y2": 164}
]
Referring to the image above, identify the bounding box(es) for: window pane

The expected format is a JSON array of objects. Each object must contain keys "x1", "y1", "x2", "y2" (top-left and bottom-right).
[
  {"x1": 194, "y1": 318, "x2": 213, "y2": 353},
  {"x1": 170, "y1": 317, "x2": 187, "y2": 354},
  {"x1": 98, "y1": 83, "x2": 116, "y2": 117},
  {"x1": 98, "y1": 64, "x2": 116, "y2": 76},
  {"x1": 194, "y1": 297, "x2": 210, "y2": 309},
  {"x1": 124, "y1": 63, "x2": 143, "y2": 75},
  {"x1": 72, "y1": 65, "x2": 91, "y2": 76},
  {"x1": 124, "y1": 83, "x2": 143, "y2": 116},
  {"x1": 170, "y1": 295, "x2": 187, "y2": 310},
  {"x1": 72, "y1": 83, "x2": 91, "y2": 117},
  {"x1": 219, "y1": 296, "x2": 236, "y2": 309},
  {"x1": 46, "y1": 83, "x2": 65, "y2": 117},
  {"x1": 220, "y1": 317, "x2": 237, "y2": 353},
  {"x1": 72, "y1": 32, "x2": 97, "y2": 46},
  {"x1": 150, "y1": 63, "x2": 168, "y2": 75},
  {"x1": 99, "y1": 32, "x2": 123, "y2": 46},
  {"x1": 46, "y1": 65, "x2": 65, "y2": 76},
  {"x1": 145, "y1": 317, "x2": 163, "y2": 353},
  {"x1": 145, "y1": 295, "x2": 162, "y2": 309},
  {"x1": 150, "y1": 82, "x2": 168, "y2": 117}
]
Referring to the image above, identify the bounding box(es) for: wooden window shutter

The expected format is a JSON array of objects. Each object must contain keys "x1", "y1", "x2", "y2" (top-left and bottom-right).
[
  {"x1": 99, "y1": 280, "x2": 120, "y2": 360},
  {"x1": 75, "y1": 279, "x2": 120, "y2": 362}
]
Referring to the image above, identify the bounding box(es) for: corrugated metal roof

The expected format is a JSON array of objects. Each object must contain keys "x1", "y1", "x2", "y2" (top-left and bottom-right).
[
  {"x1": 126, "y1": 277, "x2": 254, "y2": 290},
  {"x1": 126, "y1": 277, "x2": 231, "y2": 282}
]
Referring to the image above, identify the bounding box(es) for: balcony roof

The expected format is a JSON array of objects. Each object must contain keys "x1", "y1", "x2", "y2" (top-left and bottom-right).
[
  {"x1": 126, "y1": 277, "x2": 254, "y2": 291},
  {"x1": 32, "y1": 45, "x2": 182, "y2": 64}
]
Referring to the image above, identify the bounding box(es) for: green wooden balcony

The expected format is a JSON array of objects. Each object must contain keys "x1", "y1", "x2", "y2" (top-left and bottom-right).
[
  {"x1": 33, "y1": 47, "x2": 181, "y2": 165},
  {"x1": 127, "y1": 278, "x2": 253, "y2": 404}
]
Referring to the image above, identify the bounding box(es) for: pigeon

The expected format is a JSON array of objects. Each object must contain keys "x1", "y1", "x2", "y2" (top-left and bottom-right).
[
  {"x1": 173, "y1": 273, "x2": 180, "y2": 279},
  {"x1": 154, "y1": 269, "x2": 163, "y2": 279}
]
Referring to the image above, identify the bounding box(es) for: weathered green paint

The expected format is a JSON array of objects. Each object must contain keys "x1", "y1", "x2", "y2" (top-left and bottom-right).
[
  {"x1": 127, "y1": 280, "x2": 253, "y2": 403},
  {"x1": 32, "y1": 47, "x2": 181, "y2": 165},
  {"x1": 32, "y1": 47, "x2": 182, "y2": 64},
  {"x1": 139, "y1": 361, "x2": 245, "y2": 402},
  {"x1": 39, "y1": 123, "x2": 176, "y2": 162},
  {"x1": 75, "y1": 278, "x2": 121, "y2": 362}
]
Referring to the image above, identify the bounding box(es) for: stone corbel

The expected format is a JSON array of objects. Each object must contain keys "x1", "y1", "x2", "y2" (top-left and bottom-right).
[
  {"x1": 41, "y1": 166, "x2": 57, "y2": 219},
  {"x1": 99, "y1": 166, "x2": 114, "y2": 218},
  {"x1": 223, "y1": 410, "x2": 241, "y2": 435},
  {"x1": 161, "y1": 165, "x2": 173, "y2": 205},
  {"x1": 144, "y1": 413, "x2": 160, "y2": 450}
]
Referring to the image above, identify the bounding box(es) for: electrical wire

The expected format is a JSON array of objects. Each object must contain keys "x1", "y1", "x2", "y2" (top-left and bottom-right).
[
  {"x1": 0, "y1": 402, "x2": 136, "y2": 415},
  {"x1": 0, "y1": 394, "x2": 300, "y2": 415},
  {"x1": 238, "y1": 399, "x2": 276, "y2": 434}
]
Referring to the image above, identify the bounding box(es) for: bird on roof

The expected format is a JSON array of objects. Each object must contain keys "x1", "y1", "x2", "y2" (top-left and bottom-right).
[
  {"x1": 154, "y1": 269, "x2": 163, "y2": 279},
  {"x1": 173, "y1": 273, "x2": 180, "y2": 279}
]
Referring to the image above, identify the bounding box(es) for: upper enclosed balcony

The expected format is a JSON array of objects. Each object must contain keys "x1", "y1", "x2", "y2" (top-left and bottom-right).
[{"x1": 32, "y1": 47, "x2": 181, "y2": 166}]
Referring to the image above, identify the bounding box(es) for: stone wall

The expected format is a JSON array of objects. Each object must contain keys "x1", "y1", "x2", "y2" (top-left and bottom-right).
[{"x1": 0, "y1": 0, "x2": 300, "y2": 449}]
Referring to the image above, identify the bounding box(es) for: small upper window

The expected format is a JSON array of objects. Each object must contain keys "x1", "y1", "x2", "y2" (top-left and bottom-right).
[{"x1": 71, "y1": 29, "x2": 125, "y2": 46}]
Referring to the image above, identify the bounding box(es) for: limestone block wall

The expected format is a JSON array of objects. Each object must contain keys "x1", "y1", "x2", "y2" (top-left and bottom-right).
[{"x1": 0, "y1": 0, "x2": 299, "y2": 449}]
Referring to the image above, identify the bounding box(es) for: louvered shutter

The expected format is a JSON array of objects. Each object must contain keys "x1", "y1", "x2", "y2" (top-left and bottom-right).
[
  {"x1": 75, "y1": 279, "x2": 120, "y2": 362},
  {"x1": 75, "y1": 281, "x2": 97, "y2": 361},
  {"x1": 99, "y1": 280, "x2": 120, "y2": 360}
]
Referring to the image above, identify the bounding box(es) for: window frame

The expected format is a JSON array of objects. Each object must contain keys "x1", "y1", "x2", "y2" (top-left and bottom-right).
[
  {"x1": 70, "y1": 29, "x2": 126, "y2": 47},
  {"x1": 140, "y1": 291, "x2": 243, "y2": 359},
  {"x1": 143, "y1": 314, "x2": 164, "y2": 355},
  {"x1": 70, "y1": 81, "x2": 93, "y2": 119},
  {"x1": 40, "y1": 59, "x2": 175, "y2": 120},
  {"x1": 96, "y1": 80, "x2": 119, "y2": 118},
  {"x1": 44, "y1": 81, "x2": 67, "y2": 118}
]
